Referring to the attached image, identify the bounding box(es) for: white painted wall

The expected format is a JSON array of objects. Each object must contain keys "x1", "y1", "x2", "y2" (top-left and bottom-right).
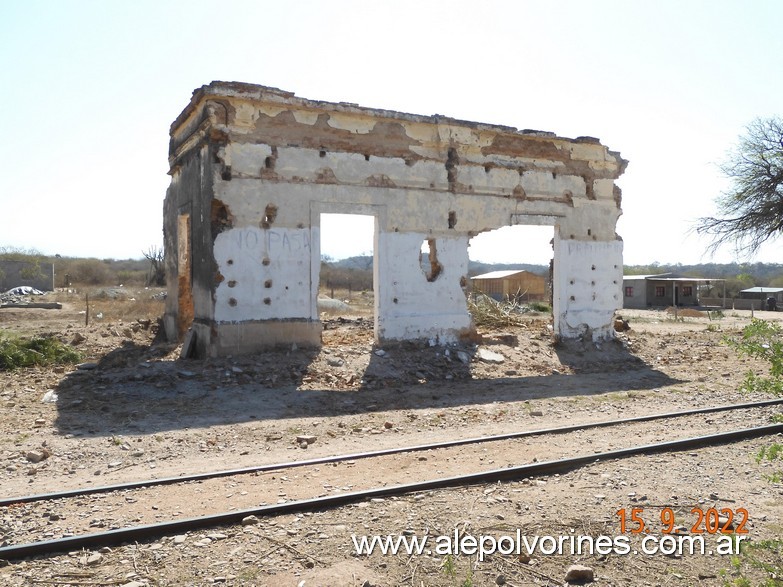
[
  {"x1": 376, "y1": 232, "x2": 471, "y2": 342},
  {"x1": 552, "y1": 235, "x2": 623, "y2": 340},
  {"x1": 213, "y1": 226, "x2": 313, "y2": 322}
]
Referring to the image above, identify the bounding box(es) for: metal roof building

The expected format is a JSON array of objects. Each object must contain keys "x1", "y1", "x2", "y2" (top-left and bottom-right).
[
  {"x1": 622, "y1": 273, "x2": 725, "y2": 309},
  {"x1": 471, "y1": 270, "x2": 547, "y2": 302}
]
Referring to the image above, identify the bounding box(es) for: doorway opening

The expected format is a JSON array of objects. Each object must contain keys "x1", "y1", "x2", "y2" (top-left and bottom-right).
[
  {"x1": 467, "y1": 224, "x2": 554, "y2": 321},
  {"x1": 318, "y1": 213, "x2": 376, "y2": 338}
]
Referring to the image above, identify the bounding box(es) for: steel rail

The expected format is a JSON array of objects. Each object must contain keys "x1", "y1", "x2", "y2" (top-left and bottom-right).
[
  {"x1": 2, "y1": 397, "x2": 781, "y2": 508},
  {"x1": 1, "y1": 422, "x2": 782, "y2": 561}
]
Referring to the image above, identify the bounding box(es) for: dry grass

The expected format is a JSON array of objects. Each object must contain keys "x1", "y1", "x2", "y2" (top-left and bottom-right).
[
  {"x1": 665, "y1": 306, "x2": 707, "y2": 318},
  {"x1": 467, "y1": 293, "x2": 529, "y2": 328},
  {"x1": 318, "y1": 287, "x2": 373, "y2": 317},
  {"x1": 50, "y1": 288, "x2": 165, "y2": 323},
  {"x1": 88, "y1": 297, "x2": 164, "y2": 322}
]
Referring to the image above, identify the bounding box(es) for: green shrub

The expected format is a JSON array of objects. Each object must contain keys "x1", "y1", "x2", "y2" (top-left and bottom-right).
[
  {"x1": 722, "y1": 539, "x2": 783, "y2": 586},
  {"x1": 725, "y1": 319, "x2": 783, "y2": 395},
  {"x1": 725, "y1": 319, "x2": 783, "y2": 488},
  {"x1": 0, "y1": 332, "x2": 82, "y2": 370}
]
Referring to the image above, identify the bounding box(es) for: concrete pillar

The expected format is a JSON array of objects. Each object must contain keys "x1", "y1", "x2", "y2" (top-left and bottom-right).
[{"x1": 552, "y1": 233, "x2": 623, "y2": 341}]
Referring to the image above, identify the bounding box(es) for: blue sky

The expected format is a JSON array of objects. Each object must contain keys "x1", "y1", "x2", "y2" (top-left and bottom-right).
[{"x1": 1, "y1": 0, "x2": 781, "y2": 266}]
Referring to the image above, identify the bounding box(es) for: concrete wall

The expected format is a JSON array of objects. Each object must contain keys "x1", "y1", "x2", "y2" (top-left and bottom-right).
[
  {"x1": 701, "y1": 297, "x2": 779, "y2": 310},
  {"x1": 164, "y1": 82, "x2": 627, "y2": 356},
  {"x1": 552, "y1": 238, "x2": 623, "y2": 339},
  {"x1": 0, "y1": 260, "x2": 55, "y2": 292}
]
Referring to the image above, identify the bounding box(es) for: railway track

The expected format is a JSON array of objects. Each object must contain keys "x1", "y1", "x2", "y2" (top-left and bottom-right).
[{"x1": 1, "y1": 398, "x2": 781, "y2": 561}]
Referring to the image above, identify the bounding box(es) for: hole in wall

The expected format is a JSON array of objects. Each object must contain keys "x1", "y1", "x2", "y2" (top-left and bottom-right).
[
  {"x1": 263, "y1": 297, "x2": 271, "y2": 305},
  {"x1": 264, "y1": 279, "x2": 273, "y2": 289},
  {"x1": 319, "y1": 213, "x2": 376, "y2": 330},
  {"x1": 319, "y1": 149, "x2": 326, "y2": 158},
  {"x1": 446, "y1": 147, "x2": 459, "y2": 192},
  {"x1": 419, "y1": 239, "x2": 443, "y2": 282},
  {"x1": 261, "y1": 147, "x2": 278, "y2": 178},
  {"x1": 228, "y1": 280, "x2": 237, "y2": 288},
  {"x1": 228, "y1": 298, "x2": 237, "y2": 307},
  {"x1": 448, "y1": 211, "x2": 457, "y2": 229},
  {"x1": 211, "y1": 200, "x2": 234, "y2": 239},
  {"x1": 261, "y1": 204, "x2": 278, "y2": 229}
]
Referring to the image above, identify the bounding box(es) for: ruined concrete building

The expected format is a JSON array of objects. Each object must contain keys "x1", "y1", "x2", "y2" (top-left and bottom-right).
[{"x1": 163, "y1": 82, "x2": 627, "y2": 357}]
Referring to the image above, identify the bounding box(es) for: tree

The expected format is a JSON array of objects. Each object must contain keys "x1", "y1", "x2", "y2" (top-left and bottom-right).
[
  {"x1": 696, "y1": 116, "x2": 783, "y2": 256},
  {"x1": 143, "y1": 246, "x2": 166, "y2": 286}
]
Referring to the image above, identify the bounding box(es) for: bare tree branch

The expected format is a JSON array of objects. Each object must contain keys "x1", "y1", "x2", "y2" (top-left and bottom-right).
[
  {"x1": 695, "y1": 117, "x2": 783, "y2": 257},
  {"x1": 143, "y1": 246, "x2": 166, "y2": 286}
]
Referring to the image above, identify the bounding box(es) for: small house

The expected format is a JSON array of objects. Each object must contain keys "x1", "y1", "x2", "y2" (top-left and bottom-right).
[
  {"x1": 622, "y1": 273, "x2": 705, "y2": 309},
  {"x1": 471, "y1": 270, "x2": 547, "y2": 302}
]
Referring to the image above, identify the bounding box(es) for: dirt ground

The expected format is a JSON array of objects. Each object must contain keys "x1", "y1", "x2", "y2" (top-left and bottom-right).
[{"x1": 1, "y1": 291, "x2": 782, "y2": 586}]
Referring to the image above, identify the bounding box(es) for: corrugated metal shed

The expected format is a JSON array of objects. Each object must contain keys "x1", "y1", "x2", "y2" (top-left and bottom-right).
[{"x1": 471, "y1": 270, "x2": 547, "y2": 301}]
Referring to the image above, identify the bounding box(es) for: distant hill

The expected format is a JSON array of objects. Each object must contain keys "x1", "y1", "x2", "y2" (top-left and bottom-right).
[
  {"x1": 622, "y1": 262, "x2": 783, "y2": 280},
  {"x1": 324, "y1": 255, "x2": 549, "y2": 276},
  {"x1": 322, "y1": 256, "x2": 783, "y2": 299},
  {"x1": 326, "y1": 255, "x2": 374, "y2": 270},
  {"x1": 468, "y1": 261, "x2": 548, "y2": 276},
  {"x1": 325, "y1": 256, "x2": 783, "y2": 280}
]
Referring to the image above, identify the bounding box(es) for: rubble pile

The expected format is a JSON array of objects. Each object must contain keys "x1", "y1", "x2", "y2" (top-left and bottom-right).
[{"x1": 1, "y1": 286, "x2": 47, "y2": 306}]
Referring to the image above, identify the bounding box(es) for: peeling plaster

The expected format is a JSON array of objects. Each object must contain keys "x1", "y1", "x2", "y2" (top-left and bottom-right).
[{"x1": 164, "y1": 82, "x2": 627, "y2": 356}]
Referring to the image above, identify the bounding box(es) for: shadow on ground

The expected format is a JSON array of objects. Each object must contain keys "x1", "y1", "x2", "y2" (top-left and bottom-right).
[{"x1": 52, "y1": 334, "x2": 681, "y2": 438}]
